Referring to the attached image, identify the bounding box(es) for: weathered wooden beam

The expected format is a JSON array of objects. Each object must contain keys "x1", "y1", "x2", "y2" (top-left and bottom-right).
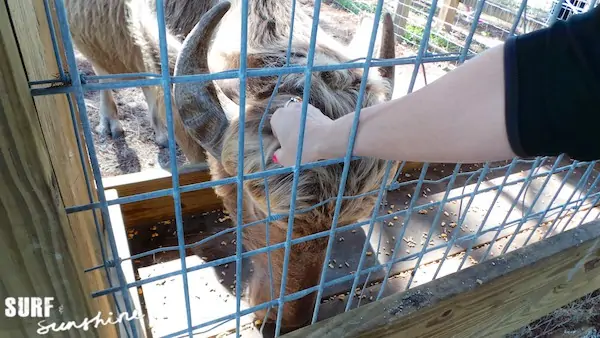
[
  {"x1": 0, "y1": 1, "x2": 117, "y2": 336},
  {"x1": 282, "y1": 219, "x2": 600, "y2": 338},
  {"x1": 103, "y1": 165, "x2": 223, "y2": 228},
  {"x1": 105, "y1": 189, "x2": 149, "y2": 338}
]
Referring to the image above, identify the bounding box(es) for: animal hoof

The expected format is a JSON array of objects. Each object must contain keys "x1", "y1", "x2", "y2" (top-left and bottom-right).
[
  {"x1": 95, "y1": 120, "x2": 110, "y2": 136},
  {"x1": 155, "y1": 132, "x2": 170, "y2": 148},
  {"x1": 110, "y1": 120, "x2": 125, "y2": 139}
]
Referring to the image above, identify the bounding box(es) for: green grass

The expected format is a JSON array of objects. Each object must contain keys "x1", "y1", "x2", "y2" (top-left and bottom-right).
[
  {"x1": 402, "y1": 24, "x2": 463, "y2": 54},
  {"x1": 333, "y1": 0, "x2": 377, "y2": 14}
]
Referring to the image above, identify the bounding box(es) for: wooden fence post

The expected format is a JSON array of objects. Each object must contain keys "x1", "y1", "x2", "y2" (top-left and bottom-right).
[
  {"x1": 0, "y1": 1, "x2": 119, "y2": 337},
  {"x1": 394, "y1": 0, "x2": 414, "y2": 40},
  {"x1": 437, "y1": 0, "x2": 461, "y2": 31}
]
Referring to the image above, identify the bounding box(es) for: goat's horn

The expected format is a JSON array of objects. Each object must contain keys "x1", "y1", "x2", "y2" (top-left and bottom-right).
[
  {"x1": 378, "y1": 12, "x2": 395, "y2": 100},
  {"x1": 173, "y1": 1, "x2": 233, "y2": 161}
]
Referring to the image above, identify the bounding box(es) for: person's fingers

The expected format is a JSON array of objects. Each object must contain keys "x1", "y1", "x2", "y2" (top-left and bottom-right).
[
  {"x1": 269, "y1": 115, "x2": 279, "y2": 141},
  {"x1": 272, "y1": 148, "x2": 286, "y2": 166},
  {"x1": 269, "y1": 110, "x2": 282, "y2": 134}
]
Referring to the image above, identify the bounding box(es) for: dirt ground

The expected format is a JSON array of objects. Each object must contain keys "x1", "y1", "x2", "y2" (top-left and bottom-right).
[
  {"x1": 76, "y1": 1, "x2": 598, "y2": 337},
  {"x1": 507, "y1": 291, "x2": 600, "y2": 338},
  {"x1": 76, "y1": 50, "x2": 189, "y2": 177}
]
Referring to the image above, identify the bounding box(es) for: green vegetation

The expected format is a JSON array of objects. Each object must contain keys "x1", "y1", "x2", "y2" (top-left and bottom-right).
[
  {"x1": 401, "y1": 24, "x2": 463, "y2": 54},
  {"x1": 334, "y1": 0, "x2": 377, "y2": 14},
  {"x1": 333, "y1": 0, "x2": 465, "y2": 54}
]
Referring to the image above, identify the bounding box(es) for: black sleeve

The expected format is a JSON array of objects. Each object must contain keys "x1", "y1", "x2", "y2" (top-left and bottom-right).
[{"x1": 504, "y1": 5, "x2": 600, "y2": 161}]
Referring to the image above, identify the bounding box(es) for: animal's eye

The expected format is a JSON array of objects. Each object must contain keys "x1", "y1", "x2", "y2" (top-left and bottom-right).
[{"x1": 320, "y1": 71, "x2": 333, "y2": 82}]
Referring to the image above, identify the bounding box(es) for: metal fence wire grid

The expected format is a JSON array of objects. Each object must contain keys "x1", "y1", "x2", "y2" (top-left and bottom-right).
[{"x1": 12, "y1": 0, "x2": 600, "y2": 337}]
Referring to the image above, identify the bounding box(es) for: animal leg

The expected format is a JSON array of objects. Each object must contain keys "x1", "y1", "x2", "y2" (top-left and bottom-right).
[
  {"x1": 92, "y1": 64, "x2": 124, "y2": 138},
  {"x1": 142, "y1": 86, "x2": 170, "y2": 148},
  {"x1": 149, "y1": 86, "x2": 209, "y2": 164}
]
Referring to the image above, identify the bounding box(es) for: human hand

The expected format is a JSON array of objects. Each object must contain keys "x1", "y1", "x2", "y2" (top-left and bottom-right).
[{"x1": 270, "y1": 102, "x2": 334, "y2": 167}]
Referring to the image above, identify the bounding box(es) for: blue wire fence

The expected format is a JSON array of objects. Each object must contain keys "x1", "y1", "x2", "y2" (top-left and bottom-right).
[
  {"x1": 21, "y1": 0, "x2": 600, "y2": 337},
  {"x1": 329, "y1": 0, "x2": 591, "y2": 57}
]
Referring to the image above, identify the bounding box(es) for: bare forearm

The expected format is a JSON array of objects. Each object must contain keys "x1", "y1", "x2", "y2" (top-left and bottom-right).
[
  {"x1": 272, "y1": 9, "x2": 600, "y2": 166},
  {"x1": 320, "y1": 44, "x2": 517, "y2": 163}
]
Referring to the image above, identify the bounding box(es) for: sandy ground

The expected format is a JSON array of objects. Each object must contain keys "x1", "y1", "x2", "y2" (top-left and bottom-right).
[{"x1": 76, "y1": 51, "x2": 189, "y2": 177}]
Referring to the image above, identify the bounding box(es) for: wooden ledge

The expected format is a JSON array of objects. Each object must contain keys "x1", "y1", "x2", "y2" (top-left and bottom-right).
[
  {"x1": 103, "y1": 164, "x2": 222, "y2": 228},
  {"x1": 283, "y1": 220, "x2": 600, "y2": 338}
]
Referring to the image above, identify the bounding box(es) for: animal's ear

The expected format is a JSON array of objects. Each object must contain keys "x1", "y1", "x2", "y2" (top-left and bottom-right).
[
  {"x1": 346, "y1": 14, "x2": 382, "y2": 61},
  {"x1": 378, "y1": 12, "x2": 396, "y2": 100},
  {"x1": 345, "y1": 13, "x2": 396, "y2": 100}
]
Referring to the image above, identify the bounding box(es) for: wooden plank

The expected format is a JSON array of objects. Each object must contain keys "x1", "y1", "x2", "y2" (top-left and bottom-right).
[
  {"x1": 4, "y1": 0, "x2": 119, "y2": 334},
  {"x1": 105, "y1": 189, "x2": 149, "y2": 338},
  {"x1": 282, "y1": 219, "x2": 600, "y2": 338},
  {"x1": 0, "y1": 2, "x2": 115, "y2": 336},
  {"x1": 103, "y1": 165, "x2": 223, "y2": 227}
]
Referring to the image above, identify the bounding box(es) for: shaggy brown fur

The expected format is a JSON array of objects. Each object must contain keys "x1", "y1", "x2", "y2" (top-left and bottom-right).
[
  {"x1": 65, "y1": 0, "x2": 216, "y2": 162},
  {"x1": 173, "y1": 0, "x2": 398, "y2": 330}
]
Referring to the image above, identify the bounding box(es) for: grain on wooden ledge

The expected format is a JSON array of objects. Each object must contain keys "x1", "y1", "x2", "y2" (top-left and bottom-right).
[{"x1": 282, "y1": 220, "x2": 600, "y2": 338}]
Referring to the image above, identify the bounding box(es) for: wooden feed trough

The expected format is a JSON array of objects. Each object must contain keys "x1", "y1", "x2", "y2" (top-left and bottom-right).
[{"x1": 100, "y1": 159, "x2": 600, "y2": 337}]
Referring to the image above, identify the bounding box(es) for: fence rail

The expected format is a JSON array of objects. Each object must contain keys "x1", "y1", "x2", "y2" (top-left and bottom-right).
[{"x1": 460, "y1": 0, "x2": 547, "y2": 31}]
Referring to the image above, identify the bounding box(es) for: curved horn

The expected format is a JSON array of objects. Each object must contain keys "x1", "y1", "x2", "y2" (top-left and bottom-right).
[
  {"x1": 378, "y1": 12, "x2": 395, "y2": 100},
  {"x1": 173, "y1": 1, "x2": 234, "y2": 161}
]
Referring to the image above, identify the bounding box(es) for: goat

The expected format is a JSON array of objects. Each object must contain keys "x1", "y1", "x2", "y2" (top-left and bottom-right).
[
  {"x1": 173, "y1": 0, "x2": 398, "y2": 331},
  {"x1": 65, "y1": 0, "x2": 215, "y2": 163}
]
